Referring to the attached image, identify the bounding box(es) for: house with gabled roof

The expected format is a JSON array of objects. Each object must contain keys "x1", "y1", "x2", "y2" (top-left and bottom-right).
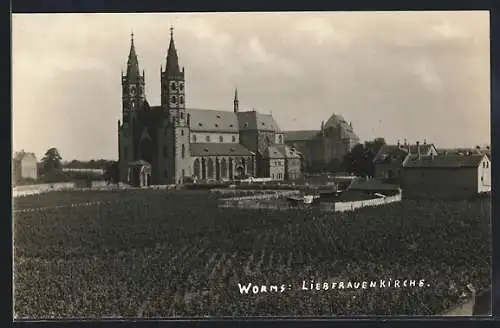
[
  {"x1": 373, "y1": 140, "x2": 438, "y2": 181},
  {"x1": 401, "y1": 153, "x2": 491, "y2": 198},
  {"x1": 12, "y1": 150, "x2": 38, "y2": 183}
]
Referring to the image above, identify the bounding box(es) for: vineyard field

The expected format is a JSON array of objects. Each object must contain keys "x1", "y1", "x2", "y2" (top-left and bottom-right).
[{"x1": 13, "y1": 189, "x2": 491, "y2": 318}]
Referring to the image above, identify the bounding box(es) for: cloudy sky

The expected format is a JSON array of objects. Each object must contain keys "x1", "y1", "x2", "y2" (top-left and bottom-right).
[{"x1": 13, "y1": 11, "x2": 490, "y2": 161}]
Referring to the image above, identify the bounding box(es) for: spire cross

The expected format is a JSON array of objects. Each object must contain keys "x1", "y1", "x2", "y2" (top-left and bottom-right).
[
  {"x1": 131, "y1": 31, "x2": 134, "y2": 41},
  {"x1": 170, "y1": 26, "x2": 174, "y2": 37}
]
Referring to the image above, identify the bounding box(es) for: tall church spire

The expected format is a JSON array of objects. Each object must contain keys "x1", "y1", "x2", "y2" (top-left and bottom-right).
[
  {"x1": 166, "y1": 26, "x2": 180, "y2": 74},
  {"x1": 233, "y1": 88, "x2": 239, "y2": 113},
  {"x1": 127, "y1": 32, "x2": 140, "y2": 80}
]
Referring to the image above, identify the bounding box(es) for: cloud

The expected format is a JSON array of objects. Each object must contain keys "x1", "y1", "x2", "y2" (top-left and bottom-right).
[
  {"x1": 245, "y1": 37, "x2": 302, "y2": 77},
  {"x1": 431, "y1": 21, "x2": 466, "y2": 39},
  {"x1": 12, "y1": 12, "x2": 490, "y2": 160},
  {"x1": 294, "y1": 17, "x2": 351, "y2": 48},
  {"x1": 412, "y1": 60, "x2": 443, "y2": 92}
]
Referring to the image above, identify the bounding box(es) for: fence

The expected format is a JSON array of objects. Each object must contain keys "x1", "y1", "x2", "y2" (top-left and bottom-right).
[
  {"x1": 334, "y1": 193, "x2": 402, "y2": 212},
  {"x1": 219, "y1": 190, "x2": 300, "y2": 202},
  {"x1": 12, "y1": 181, "x2": 116, "y2": 198},
  {"x1": 219, "y1": 191, "x2": 402, "y2": 212},
  {"x1": 12, "y1": 182, "x2": 75, "y2": 197}
]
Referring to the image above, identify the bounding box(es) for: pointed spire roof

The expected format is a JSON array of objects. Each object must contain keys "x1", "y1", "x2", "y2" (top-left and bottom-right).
[
  {"x1": 166, "y1": 26, "x2": 180, "y2": 74},
  {"x1": 233, "y1": 88, "x2": 239, "y2": 112},
  {"x1": 127, "y1": 32, "x2": 140, "y2": 80}
]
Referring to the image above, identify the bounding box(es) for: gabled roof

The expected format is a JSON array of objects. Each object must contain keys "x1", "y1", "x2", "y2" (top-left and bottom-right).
[
  {"x1": 187, "y1": 108, "x2": 239, "y2": 133},
  {"x1": 373, "y1": 143, "x2": 437, "y2": 164},
  {"x1": 264, "y1": 146, "x2": 286, "y2": 159},
  {"x1": 407, "y1": 144, "x2": 436, "y2": 154},
  {"x1": 404, "y1": 154, "x2": 488, "y2": 169},
  {"x1": 284, "y1": 130, "x2": 320, "y2": 141},
  {"x1": 373, "y1": 145, "x2": 409, "y2": 164},
  {"x1": 274, "y1": 144, "x2": 302, "y2": 159},
  {"x1": 190, "y1": 143, "x2": 254, "y2": 157},
  {"x1": 256, "y1": 113, "x2": 281, "y2": 132},
  {"x1": 237, "y1": 110, "x2": 281, "y2": 132}
]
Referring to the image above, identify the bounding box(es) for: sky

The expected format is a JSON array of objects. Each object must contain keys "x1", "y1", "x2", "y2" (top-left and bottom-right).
[{"x1": 12, "y1": 11, "x2": 490, "y2": 161}]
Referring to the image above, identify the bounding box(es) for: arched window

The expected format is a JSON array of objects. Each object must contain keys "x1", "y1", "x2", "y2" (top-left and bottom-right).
[
  {"x1": 219, "y1": 136, "x2": 224, "y2": 142},
  {"x1": 206, "y1": 135, "x2": 211, "y2": 142},
  {"x1": 232, "y1": 135, "x2": 236, "y2": 142},
  {"x1": 192, "y1": 135, "x2": 197, "y2": 142},
  {"x1": 278, "y1": 135, "x2": 283, "y2": 144},
  {"x1": 181, "y1": 144, "x2": 185, "y2": 158}
]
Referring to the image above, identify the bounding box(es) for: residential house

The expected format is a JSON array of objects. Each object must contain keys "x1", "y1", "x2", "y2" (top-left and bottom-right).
[
  {"x1": 373, "y1": 140, "x2": 438, "y2": 181},
  {"x1": 263, "y1": 146, "x2": 286, "y2": 180},
  {"x1": 274, "y1": 144, "x2": 302, "y2": 180},
  {"x1": 12, "y1": 150, "x2": 38, "y2": 182},
  {"x1": 402, "y1": 153, "x2": 491, "y2": 198}
]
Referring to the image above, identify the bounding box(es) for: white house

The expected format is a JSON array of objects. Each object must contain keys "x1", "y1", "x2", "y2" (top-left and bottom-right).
[
  {"x1": 12, "y1": 150, "x2": 38, "y2": 182},
  {"x1": 401, "y1": 153, "x2": 491, "y2": 198}
]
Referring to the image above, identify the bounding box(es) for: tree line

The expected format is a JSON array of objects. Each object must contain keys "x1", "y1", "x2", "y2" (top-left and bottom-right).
[
  {"x1": 303, "y1": 137, "x2": 386, "y2": 177},
  {"x1": 31, "y1": 147, "x2": 120, "y2": 185}
]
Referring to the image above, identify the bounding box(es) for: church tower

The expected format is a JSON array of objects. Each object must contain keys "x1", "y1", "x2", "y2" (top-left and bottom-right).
[
  {"x1": 118, "y1": 32, "x2": 146, "y2": 182},
  {"x1": 121, "y1": 32, "x2": 145, "y2": 123},
  {"x1": 160, "y1": 27, "x2": 191, "y2": 184}
]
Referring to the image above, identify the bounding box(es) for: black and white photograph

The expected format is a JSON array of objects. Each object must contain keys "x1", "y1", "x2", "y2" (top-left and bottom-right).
[{"x1": 12, "y1": 11, "x2": 491, "y2": 318}]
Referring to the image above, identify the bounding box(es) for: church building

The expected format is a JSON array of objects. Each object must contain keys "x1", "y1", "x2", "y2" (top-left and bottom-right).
[
  {"x1": 285, "y1": 114, "x2": 360, "y2": 172},
  {"x1": 118, "y1": 28, "x2": 301, "y2": 185}
]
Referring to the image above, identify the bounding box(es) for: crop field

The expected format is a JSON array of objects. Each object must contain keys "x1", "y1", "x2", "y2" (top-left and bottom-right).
[{"x1": 13, "y1": 189, "x2": 491, "y2": 318}]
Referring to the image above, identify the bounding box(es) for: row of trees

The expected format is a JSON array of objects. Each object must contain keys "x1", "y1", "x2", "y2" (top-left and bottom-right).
[
  {"x1": 38, "y1": 147, "x2": 119, "y2": 185},
  {"x1": 341, "y1": 137, "x2": 386, "y2": 178}
]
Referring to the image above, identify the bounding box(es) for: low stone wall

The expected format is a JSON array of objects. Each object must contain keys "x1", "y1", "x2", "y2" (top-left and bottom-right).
[
  {"x1": 219, "y1": 190, "x2": 300, "y2": 202},
  {"x1": 334, "y1": 193, "x2": 402, "y2": 212},
  {"x1": 13, "y1": 182, "x2": 75, "y2": 197},
  {"x1": 219, "y1": 191, "x2": 402, "y2": 213},
  {"x1": 12, "y1": 181, "x2": 120, "y2": 198}
]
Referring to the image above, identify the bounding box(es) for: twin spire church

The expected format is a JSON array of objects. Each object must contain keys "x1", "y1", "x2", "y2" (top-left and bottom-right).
[{"x1": 118, "y1": 28, "x2": 302, "y2": 185}]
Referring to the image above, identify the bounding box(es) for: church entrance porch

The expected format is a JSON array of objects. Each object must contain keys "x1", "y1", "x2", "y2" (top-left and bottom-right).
[{"x1": 128, "y1": 160, "x2": 152, "y2": 187}]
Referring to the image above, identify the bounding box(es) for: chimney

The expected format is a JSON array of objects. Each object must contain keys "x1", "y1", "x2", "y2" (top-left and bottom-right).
[{"x1": 416, "y1": 141, "x2": 421, "y2": 159}]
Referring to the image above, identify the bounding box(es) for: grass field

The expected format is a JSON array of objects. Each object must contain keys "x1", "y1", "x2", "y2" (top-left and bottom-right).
[{"x1": 13, "y1": 189, "x2": 491, "y2": 318}]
